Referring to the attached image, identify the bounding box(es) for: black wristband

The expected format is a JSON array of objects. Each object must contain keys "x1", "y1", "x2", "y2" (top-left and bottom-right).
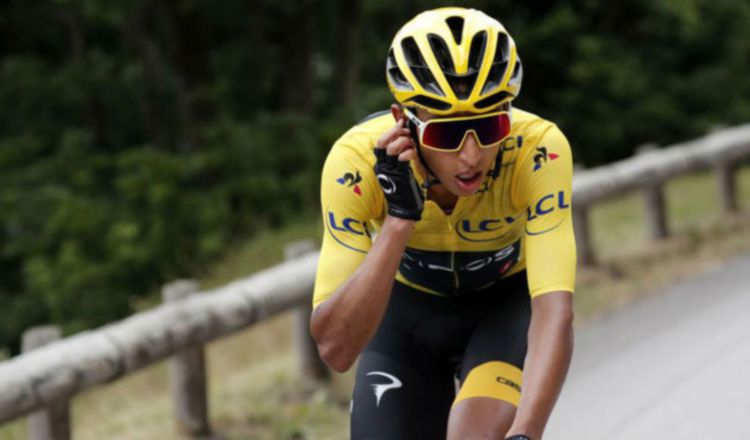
[
  {"x1": 506, "y1": 436, "x2": 531, "y2": 440},
  {"x1": 373, "y1": 148, "x2": 424, "y2": 220}
]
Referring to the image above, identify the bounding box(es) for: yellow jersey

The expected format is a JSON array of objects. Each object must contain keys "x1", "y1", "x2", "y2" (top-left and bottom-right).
[{"x1": 313, "y1": 108, "x2": 576, "y2": 308}]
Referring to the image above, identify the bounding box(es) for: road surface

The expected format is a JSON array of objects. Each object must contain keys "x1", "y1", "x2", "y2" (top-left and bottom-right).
[{"x1": 546, "y1": 254, "x2": 750, "y2": 439}]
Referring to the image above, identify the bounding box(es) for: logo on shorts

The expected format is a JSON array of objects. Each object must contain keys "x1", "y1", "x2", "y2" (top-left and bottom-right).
[
  {"x1": 337, "y1": 171, "x2": 363, "y2": 195},
  {"x1": 533, "y1": 146, "x2": 558, "y2": 172},
  {"x1": 366, "y1": 371, "x2": 402, "y2": 408},
  {"x1": 377, "y1": 174, "x2": 397, "y2": 194},
  {"x1": 496, "y1": 376, "x2": 521, "y2": 393}
]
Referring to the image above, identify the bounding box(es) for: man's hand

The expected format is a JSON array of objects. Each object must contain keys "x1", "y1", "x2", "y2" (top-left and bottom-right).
[{"x1": 374, "y1": 118, "x2": 424, "y2": 220}]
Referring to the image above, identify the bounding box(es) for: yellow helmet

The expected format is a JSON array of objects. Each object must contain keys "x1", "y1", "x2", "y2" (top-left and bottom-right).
[{"x1": 386, "y1": 7, "x2": 523, "y2": 115}]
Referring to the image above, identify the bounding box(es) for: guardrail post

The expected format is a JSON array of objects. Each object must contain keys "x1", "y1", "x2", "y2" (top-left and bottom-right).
[
  {"x1": 285, "y1": 240, "x2": 330, "y2": 382},
  {"x1": 573, "y1": 206, "x2": 595, "y2": 266},
  {"x1": 716, "y1": 161, "x2": 738, "y2": 213},
  {"x1": 644, "y1": 183, "x2": 669, "y2": 240},
  {"x1": 22, "y1": 326, "x2": 70, "y2": 440},
  {"x1": 636, "y1": 143, "x2": 670, "y2": 240},
  {"x1": 162, "y1": 280, "x2": 212, "y2": 438}
]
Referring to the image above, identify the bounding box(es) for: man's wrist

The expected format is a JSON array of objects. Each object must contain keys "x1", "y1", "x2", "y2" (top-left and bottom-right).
[
  {"x1": 384, "y1": 214, "x2": 416, "y2": 231},
  {"x1": 506, "y1": 422, "x2": 536, "y2": 440},
  {"x1": 506, "y1": 421, "x2": 540, "y2": 440}
]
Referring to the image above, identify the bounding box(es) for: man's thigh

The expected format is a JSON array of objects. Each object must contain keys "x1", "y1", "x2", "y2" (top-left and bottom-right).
[
  {"x1": 350, "y1": 281, "x2": 472, "y2": 439},
  {"x1": 448, "y1": 277, "x2": 531, "y2": 438},
  {"x1": 351, "y1": 350, "x2": 454, "y2": 440}
]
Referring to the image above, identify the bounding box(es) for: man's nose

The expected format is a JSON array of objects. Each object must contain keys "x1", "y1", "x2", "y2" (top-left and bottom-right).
[{"x1": 458, "y1": 131, "x2": 482, "y2": 165}]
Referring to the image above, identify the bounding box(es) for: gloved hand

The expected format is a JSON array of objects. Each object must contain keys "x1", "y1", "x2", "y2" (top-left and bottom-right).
[{"x1": 373, "y1": 146, "x2": 424, "y2": 221}]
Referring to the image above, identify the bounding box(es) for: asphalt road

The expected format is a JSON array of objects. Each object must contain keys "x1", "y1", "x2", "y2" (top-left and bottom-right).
[{"x1": 546, "y1": 254, "x2": 750, "y2": 439}]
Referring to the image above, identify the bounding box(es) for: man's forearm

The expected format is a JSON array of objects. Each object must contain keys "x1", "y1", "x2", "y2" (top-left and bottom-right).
[
  {"x1": 310, "y1": 215, "x2": 414, "y2": 372},
  {"x1": 508, "y1": 291, "x2": 574, "y2": 439}
]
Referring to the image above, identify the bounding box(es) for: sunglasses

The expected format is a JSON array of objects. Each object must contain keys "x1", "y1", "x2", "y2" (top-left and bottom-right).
[{"x1": 402, "y1": 108, "x2": 512, "y2": 152}]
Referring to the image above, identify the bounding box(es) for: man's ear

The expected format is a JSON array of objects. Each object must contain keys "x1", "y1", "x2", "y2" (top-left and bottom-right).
[{"x1": 390, "y1": 103, "x2": 404, "y2": 122}]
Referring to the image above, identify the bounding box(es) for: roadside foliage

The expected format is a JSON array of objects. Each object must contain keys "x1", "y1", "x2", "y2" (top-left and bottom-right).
[{"x1": 1, "y1": 0, "x2": 749, "y2": 351}]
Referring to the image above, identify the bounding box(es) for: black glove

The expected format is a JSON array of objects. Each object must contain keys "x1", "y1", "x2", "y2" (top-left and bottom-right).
[
  {"x1": 506, "y1": 436, "x2": 531, "y2": 440},
  {"x1": 373, "y1": 147, "x2": 424, "y2": 220}
]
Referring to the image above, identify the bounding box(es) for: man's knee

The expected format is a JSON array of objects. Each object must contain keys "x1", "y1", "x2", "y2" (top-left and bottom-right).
[{"x1": 447, "y1": 397, "x2": 516, "y2": 440}]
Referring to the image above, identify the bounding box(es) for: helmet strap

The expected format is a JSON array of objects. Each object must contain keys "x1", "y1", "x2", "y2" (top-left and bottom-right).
[
  {"x1": 416, "y1": 145, "x2": 441, "y2": 189},
  {"x1": 488, "y1": 102, "x2": 511, "y2": 180},
  {"x1": 490, "y1": 148, "x2": 503, "y2": 179}
]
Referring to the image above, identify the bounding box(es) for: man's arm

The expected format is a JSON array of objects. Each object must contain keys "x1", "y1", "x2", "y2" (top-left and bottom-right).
[
  {"x1": 311, "y1": 113, "x2": 419, "y2": 373},
  {"x1": 506, "y1": 290, "x2": 574, "y2": 439},
  {"x1": 506, "y1": 122, "x2": 576, "y2": 437},
  {"x1": 310, "y1": 215, "x2": 414, "y2": 372}
]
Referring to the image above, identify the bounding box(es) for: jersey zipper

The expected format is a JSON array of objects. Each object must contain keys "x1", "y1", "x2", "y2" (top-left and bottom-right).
[
  {"x1": 451, "y1": 251, "x2": 460, "y2": 291},
  {"x1": 447, "y1": 199, "x2": 462, "y2": 292}
]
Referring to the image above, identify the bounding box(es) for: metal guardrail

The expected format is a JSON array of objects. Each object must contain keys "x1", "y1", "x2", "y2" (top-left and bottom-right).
[{"x1": 1, "y1": 123, "x2": 749, "y2": 438}]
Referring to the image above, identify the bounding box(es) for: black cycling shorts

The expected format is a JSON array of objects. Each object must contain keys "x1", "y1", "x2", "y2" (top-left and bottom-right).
[{"x1": 350, "y1": 272, "x2": 531, "y2": 440}]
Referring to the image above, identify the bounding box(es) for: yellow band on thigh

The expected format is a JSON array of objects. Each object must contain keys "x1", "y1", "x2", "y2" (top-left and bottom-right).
[{"x1": 453, "y1": 361, "x2": 523, "y2": 407}]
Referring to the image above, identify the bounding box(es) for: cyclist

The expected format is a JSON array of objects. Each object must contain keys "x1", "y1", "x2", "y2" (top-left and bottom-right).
[{"x1": 311, "y1": 7, "x2": 575, "y2": 440}]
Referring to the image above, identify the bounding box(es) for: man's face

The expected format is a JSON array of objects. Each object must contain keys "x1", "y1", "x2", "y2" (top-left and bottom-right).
[{"x1": 414, "y1": 108, "x2": 502, "y2": 197}]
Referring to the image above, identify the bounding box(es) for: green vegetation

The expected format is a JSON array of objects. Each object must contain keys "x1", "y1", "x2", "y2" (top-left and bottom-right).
[
  {"x1": 2, "y1": 0, "x2": 750, "y2": 352},
  {"x1": 2, "y1": 167, "x2": 749, "y2": 439},
  {"x1": 1, "y1": 1, "x2": 749, "y2": 438}
]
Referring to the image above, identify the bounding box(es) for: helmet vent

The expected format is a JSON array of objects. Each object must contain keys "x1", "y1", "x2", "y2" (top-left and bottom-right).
[
  {"x1": 445, "y1": 16, "x2": 464, "y2": 45},
  {"x1": 409, "y1": 95, "x2": 451, "y2": 111},
  {"x1": 428, "y1": 34, "x2": 455, "y2": 73},
  {"x1": 480, "y1": 63, "x2": 505, "y2": 95},
  {"x1": 387, "y1": 49, "x2": 414, "y2": 91},
  {"x1": 509, "y1": 58, "x2": 523, "y2": 88},
  {"x1": 467, "y1": 31, "x2": 488, "y2": 73},
  {"x1": 401, "y1": 37, "x2": 445, "y2": 97},
  {"x1": 446, "y1": 71, "x2": 479, "y2": 100},
  {"x1": 481, "y1": 33, "x2": 511, "y2": 95},
  {"x1": 475, "y1": 91, "x2": 511, "y2": 109},
  {"x1": 494, "y1": 33, "x2": 510, "y2": 63}
]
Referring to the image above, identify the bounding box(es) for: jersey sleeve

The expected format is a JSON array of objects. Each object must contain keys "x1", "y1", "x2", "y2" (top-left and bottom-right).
[
  {"x1": 514, "y1": 125, "x2": 577, "y2": 297},
  {"x1": 313, "y1": 141, "x2": 383, "y2": 308}
]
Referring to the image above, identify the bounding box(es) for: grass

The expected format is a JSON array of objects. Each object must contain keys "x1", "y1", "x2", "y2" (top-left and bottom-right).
[
  {"x1": 199, "y1": 218, "x2": 323, "y2": 289},
  {"x1": 587, "y1": 167, "x2": 750, "y2": 260},
  {"x1": 2, "y1": 165, "x2": 750, "y2": 439},
  {"x1": 576, "y1": 165, "x2": 750, "y2": 319}
]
